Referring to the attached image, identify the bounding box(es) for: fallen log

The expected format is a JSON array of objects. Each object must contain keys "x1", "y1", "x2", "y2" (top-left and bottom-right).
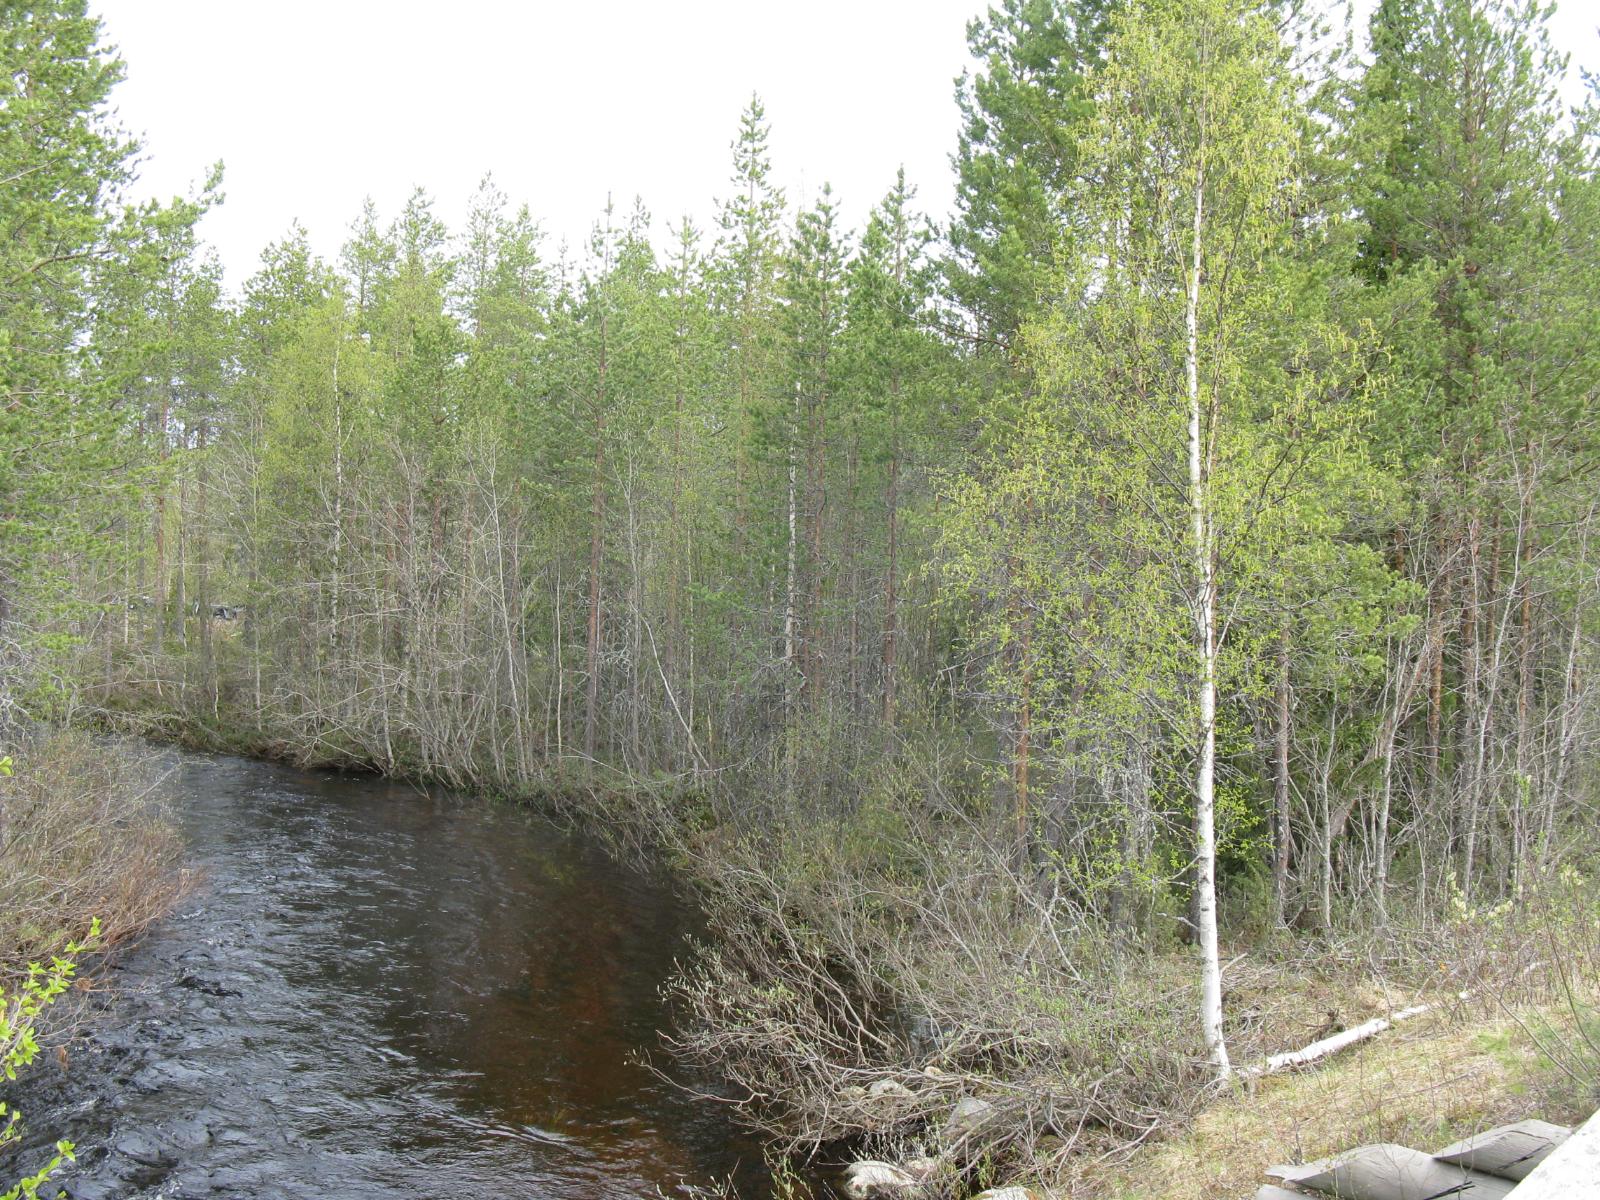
[{"x1": 1242, "y1": 994, "x2": 1467, "y2": 1079}]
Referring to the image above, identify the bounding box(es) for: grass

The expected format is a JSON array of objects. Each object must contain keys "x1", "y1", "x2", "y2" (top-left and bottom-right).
[{"x1": 1064, "y1": 997, "x2": 1597, "y2": 1200}]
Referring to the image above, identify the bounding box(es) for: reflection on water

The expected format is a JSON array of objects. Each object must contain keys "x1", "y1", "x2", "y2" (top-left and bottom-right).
[{"x1": 13, "y1": 753, "x2": 774, "y2": 1199}]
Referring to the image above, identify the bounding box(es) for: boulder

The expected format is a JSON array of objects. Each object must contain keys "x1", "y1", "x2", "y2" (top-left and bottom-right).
[
  {"x1": 842, "y1": 1160, "x2": 926, "y2": 1198},
  {"x1": 942, "y1": 1095, "x2": 997, "y2": 1144}
]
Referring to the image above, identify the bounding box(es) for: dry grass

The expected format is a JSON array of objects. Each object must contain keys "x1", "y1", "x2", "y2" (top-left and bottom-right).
[
  {"x1": 0, "y1": 729, "x2": 187, "y2": 970},
  {"x1": 1064, "y1": 997, "x2": 1597, "y2": 1200}
]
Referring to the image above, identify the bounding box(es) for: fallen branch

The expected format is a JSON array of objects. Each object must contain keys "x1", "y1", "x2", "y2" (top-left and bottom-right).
[{"x1": 1242, "y1": 994, "x2": 1468, "y2": 1079}]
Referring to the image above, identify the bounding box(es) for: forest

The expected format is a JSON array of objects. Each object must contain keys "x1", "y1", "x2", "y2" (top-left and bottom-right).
[{"x1": 3, "y1": 0, "x2": 1599, "y2": 1195}]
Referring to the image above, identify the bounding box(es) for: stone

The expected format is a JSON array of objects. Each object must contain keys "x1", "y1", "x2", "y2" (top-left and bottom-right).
[
  {"x1": 868, "y1": 1078, "x2": 915, "y2": 1099},
  {"x1": 842, "y1": 1160, "x2": 925, "y2": 1198},
  {"x1": 942, "y1": 1095, "x2": 997, "y2": 1143}
]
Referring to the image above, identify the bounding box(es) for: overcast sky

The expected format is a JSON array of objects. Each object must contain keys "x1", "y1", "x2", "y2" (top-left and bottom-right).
[{"x1": 98, "y1": 0, "x2": 1598, "y2": 290}]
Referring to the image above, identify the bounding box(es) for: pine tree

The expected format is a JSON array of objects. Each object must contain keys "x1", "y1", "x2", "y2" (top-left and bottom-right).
[
  {"x1": 0, "y1": 1, "x2": 140, "y2": 713},
  {"x1": 843, "y1": 170, "x2": 942, "y2": 739},
  {"x1": 1349, "y1": 0, "x2": 1598, "y2": 902},
  {"x1": 946, "y1": 0, "x2": 1116, "y2": 348}
]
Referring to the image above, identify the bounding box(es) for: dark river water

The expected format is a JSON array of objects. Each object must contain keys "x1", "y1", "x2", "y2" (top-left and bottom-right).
[{"x1": 10, "y1": 753, "x2": 780, "y2": 1199}]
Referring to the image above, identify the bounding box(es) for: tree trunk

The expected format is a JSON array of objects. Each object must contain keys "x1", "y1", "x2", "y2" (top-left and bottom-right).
[
  {"x1": 584, "y1": 319, "x2": 608, "y2": 762},
  {"x1": 882, "y1": 379, "x2": 900, "y2": 738},
  {"x1": 1186, "y1": 160, "x2": 1230, "y2": 1079},
  {"x1": 783, "y1": 385, "x2": 799, "y2": 795},
  {"x1": 1272, "y1": 626, "x2": 1292, "y2": 927}
]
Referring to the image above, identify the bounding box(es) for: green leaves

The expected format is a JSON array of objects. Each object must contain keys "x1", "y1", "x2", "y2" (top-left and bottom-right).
[{"x1": 0, "y1": 918, "x2": 95, "y2": 1199}]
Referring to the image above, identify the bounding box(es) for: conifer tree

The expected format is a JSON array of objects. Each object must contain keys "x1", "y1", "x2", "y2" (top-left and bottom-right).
[{"x1": 947, "y1": 0, "x2": 1116, "y2": 348}]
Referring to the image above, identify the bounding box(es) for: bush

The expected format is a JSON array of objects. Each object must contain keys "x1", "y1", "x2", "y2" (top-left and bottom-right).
[
  {"x1": 665, "y1": 802, "x2": 1210, "y2": 1188},
  {"x1": 0, "y1": 730, "x2": 183, "y2": 969},
  {"x1": 0, "y1": 922, "x2": 95, "y2": 1200}
]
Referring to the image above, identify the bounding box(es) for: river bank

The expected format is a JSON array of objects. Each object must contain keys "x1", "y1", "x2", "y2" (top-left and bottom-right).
[
  {"x1": 4, "y1": 733, "x2": 1593, "y2": 1200},
  {"x1": 2, "y1": 749, "x2": 782, "y2": 1199},
  {"x1": 1083, "y1": 1001, "x2": 1597, "y2": 1200},
  {"x1": 0, "y1": 731, "x2": 183, "y2": 971},
  {"x1": 71, "y1": 692, "x2": 1600, "y2": 1198}
]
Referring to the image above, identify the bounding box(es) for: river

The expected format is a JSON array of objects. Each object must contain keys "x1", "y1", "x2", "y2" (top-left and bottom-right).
[{"x1": 9, "y1": 751, "x2": 782, "y2": 1199}]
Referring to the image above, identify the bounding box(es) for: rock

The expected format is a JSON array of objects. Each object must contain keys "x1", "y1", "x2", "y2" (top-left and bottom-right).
[
  {"x1": 842, "y1": 1160, "x2": 927, "y2": 1198},
  {"x1": 162, "y1": 1114, "x2": 213, "y2": 1150},
  {"x1": 942, "y1": 1095, "x2": 997, "y2": 1143},
  {"x1": 868, "y1": 1078, "x2": 915, "y2": 1100},
  {"x1": 110, "y1": 1129, "x2": 174, "y2": 1167},
  {"x1": 175, "y1": 973, "x2": 242, "y2": 998}
]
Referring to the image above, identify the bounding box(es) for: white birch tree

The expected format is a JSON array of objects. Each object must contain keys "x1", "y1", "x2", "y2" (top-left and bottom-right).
[{"x1": 1005, "y1": 0, "x2": 1378, "y2": 1076}]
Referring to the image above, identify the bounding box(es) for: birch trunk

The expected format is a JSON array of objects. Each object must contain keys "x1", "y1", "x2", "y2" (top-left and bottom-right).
[
  {"x1": 1187, "y1": 159, "x2": 1230, "y2": 1079},
  {"x1": 1273, "y1": 627, "x2": 1292, "y2": 927}
]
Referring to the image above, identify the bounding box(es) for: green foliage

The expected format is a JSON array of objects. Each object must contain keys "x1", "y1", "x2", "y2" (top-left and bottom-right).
[
  {"x1": 0, "y1": 919, "x2": 97, "y2": 1200},
  {"x1": 947, "y1": 0, "x2": 1115, "y2": 344},
  {"x1": 1, "y1": 0, "x2": 1593, "y2": 1154},
  {"x1": 942, "y1": 0, "x2": 1395, "y2": 916},
  {"x1": 0, "y1": 0, "x2": 1595, "y2": 1183}
]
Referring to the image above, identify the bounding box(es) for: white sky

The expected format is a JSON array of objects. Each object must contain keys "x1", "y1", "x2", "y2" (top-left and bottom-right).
[{"x1": 98, "y1": 0, "x2": 1598, "y2": 291}]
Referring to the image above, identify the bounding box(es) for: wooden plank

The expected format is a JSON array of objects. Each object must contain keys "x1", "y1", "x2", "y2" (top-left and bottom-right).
[{"x1": 1512, "y1": 1108, "x2": 1600, "y2": 1199}]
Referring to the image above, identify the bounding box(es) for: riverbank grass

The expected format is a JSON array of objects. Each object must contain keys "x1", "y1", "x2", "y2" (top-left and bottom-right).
[{"x1": 1071, "y1": 999, "x2": 1598, "y2": 1200}]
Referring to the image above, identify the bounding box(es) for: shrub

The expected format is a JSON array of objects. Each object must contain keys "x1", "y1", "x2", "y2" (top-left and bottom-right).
[
  {"x1": 665, "y1": 804, "x2": 1209, "y2": 1185},
  {"x1": 0, "y1": 730, "x2": 183, "y2": 969},
  {"x1": 0, "y1": 922, "x2": 96, "y2": 1200}
]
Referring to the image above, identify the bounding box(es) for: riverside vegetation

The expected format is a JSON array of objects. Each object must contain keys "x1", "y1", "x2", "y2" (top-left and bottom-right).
[{"x1": 3, "y1": 0, "x2": 1600, "y2": 1195}]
